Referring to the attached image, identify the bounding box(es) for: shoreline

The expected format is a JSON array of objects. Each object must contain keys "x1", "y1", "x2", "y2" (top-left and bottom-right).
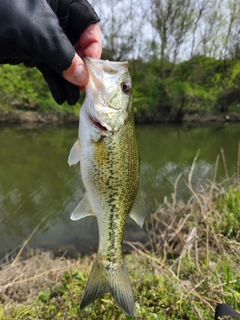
[
  {"x1": 0, "y1": 110, "x2": 79, "y2": 124},
  {"x1": 0, "y1": 109, "x2": 240, "y2": 124}
]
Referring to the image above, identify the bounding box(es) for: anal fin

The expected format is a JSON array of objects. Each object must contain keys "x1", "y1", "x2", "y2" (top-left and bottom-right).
[{"x1": 70, "y1": 193, "x2": 95, "y2": 221}]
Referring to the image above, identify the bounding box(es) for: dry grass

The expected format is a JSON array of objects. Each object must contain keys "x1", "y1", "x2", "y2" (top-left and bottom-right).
[
  {"x1": 0, "y1": 250, "x2": 93, "y2": 318},
  {"x1": 142, "y1": 151, "x2": 240, "y2": 318}
]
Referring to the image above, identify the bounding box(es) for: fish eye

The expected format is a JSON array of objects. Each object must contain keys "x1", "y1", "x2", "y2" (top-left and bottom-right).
[{"x1": 121, "y1": 82, "x2": 131, "y2": 93}]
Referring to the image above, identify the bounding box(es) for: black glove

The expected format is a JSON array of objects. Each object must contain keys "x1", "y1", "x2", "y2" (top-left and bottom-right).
[{"x1": 0, "y1": 0, "x2": 100, "y2": 105}]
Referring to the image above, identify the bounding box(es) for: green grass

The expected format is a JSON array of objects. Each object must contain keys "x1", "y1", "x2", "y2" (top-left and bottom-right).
[
  {"x1": 2, "y1": 248, "x2": 239, "y2": 319},
  {"x1": 216, "y1": 187, "x2": 240, "y2": 237}
]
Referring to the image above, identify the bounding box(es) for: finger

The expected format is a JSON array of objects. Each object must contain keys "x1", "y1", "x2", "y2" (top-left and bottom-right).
[
  {"x1": 75, "y1": 23, "x2": 102, "y2": 59},
  {"x1": 62, "y1": 23, "x2": 102, "y2": 88},
  {"x1": 62, "y1": 53, "x2": 89, "y2": 87}
]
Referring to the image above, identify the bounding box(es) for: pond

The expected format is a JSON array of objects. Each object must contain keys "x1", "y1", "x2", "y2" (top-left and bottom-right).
[{"x1": 0, "y1": 123, "x2": 239, "y2": 257}]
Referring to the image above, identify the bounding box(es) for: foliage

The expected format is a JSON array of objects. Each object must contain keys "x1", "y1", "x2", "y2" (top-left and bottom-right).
[
  {"x1": 216, "y1": 187, "x2": 240, "y2": 237},
  {"x1": 92, "y1": 0, "x2": 240, "y2": 62},
  {"x1": 130, "y1": 60, "x2": 162, "y2": 113},
  {"x1": 130, "y1": 55, "x2": 240, "y2": 117},
  {"x1": 1, "y1": 54, "x2": 240, "y2": 120},
  {"x1": 1, "y1": 0, "x2": 240, "y2": 120},
  {"x1": 0, "y1": 64, "x2": 42, "y2": 110},
  {"x1": 0, "y1": 64, "x2": 76, "y2": 112}
]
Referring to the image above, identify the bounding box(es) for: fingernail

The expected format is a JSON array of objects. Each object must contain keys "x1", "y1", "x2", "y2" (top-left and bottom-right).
[{"x1": 74, "y1": 65, "x2": 88, "y2": 85}]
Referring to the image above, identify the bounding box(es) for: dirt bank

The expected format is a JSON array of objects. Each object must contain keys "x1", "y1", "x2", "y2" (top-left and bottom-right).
[
  {"x1": 1, "y1": 109, "x2": 240, "y2": 124},
  {"x1": 135, "y1": 110, "x2": 240, "y2": 124},
  {"x1": 0, "y1": 110, "x2": 78, "y2": 124}
]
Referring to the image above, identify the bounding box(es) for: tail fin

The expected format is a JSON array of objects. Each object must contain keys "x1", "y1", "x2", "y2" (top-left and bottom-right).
[{"x1": 80, "y1": 256, "x2": 136, "y2": 317}]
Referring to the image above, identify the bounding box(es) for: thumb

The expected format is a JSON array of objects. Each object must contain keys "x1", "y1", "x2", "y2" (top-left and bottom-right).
[{"x1": 62, "y1": 53, "x2": 89, "y2": 88}]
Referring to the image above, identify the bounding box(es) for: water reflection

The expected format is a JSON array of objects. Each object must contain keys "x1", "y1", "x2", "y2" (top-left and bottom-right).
[
  {"x1": 138, "y1": 124, "x2": 239, "y2": 211},
  {"x1": 0, "y1": 123, "x2": 239, "y2": 256}
]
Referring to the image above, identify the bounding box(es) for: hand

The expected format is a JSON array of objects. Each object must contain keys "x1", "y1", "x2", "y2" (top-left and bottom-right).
[
  {"x1": 0, "y1": 0, "x2": 101, "y2": 105},
  {"x1": 62, "y1": 23, "x2": 102, "y2": 90}
]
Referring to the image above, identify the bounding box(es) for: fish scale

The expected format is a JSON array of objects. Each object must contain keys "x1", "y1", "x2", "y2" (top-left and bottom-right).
[{"x1": 68, "y1": 57, "x2": 145, "y2": 317}]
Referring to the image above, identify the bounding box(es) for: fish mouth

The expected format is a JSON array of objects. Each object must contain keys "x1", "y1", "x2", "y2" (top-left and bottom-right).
[
  {"x1": 84, "y1": 56, "x2": 128, "y2": 135},
  {"x1": 83, "y1": 56, "x2": 128, "y2": 83},
  {"x1": 92, "y1": 118, "x2": 109, "y2": 132},
  {"x1": 88, "y1": 113, "x2": 113, "y2": 135}
]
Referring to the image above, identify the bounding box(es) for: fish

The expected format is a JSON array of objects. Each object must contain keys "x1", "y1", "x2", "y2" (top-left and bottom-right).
[{"x1": 68, "y1": 56, "x2": 145, "y2": 317}]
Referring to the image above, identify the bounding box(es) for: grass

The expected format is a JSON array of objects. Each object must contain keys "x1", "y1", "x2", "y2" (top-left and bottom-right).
[{"x1": 0, "y1": 154, "x2": 240, "y2": 319}]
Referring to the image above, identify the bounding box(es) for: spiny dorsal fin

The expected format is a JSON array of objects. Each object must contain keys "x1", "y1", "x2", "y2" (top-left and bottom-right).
[
  {"x1": 129, "y1": 187, "x2": 145, "y2": 228},
  {"x1": 70, "y1": 193, "x2": 95, "y2": 221},
  {"x1": 68, "y1": 139, "x2": 81, "y2": 166}
]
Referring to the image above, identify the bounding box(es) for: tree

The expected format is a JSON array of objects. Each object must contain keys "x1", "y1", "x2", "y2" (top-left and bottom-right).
[
  {"x1": 90, "y1": 0, "x2": 147, "y2": 60},
  {"x1": 148, "y1": 0, "x2": 195, "y2": 78},
  {"x1": 222, "y1": 0, "x2": 240, "y2": 60}
]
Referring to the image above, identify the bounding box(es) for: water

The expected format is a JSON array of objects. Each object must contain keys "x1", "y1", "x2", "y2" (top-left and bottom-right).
[{"x1": 0, "y1": 123, "x2": 239, "y2": 256}]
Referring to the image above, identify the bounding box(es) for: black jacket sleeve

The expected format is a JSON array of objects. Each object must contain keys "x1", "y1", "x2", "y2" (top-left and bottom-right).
[{"x1": 0, "y1": 0, "x2": 100, "y2": 105}]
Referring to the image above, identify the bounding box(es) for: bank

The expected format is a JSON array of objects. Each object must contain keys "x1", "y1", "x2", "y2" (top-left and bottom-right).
[
  {"x1": 1, "y1": 109, "x2": 240, "y2": 125},
  {"x1": 1, "y1": 174, "x2": 239, "y2": 319}
]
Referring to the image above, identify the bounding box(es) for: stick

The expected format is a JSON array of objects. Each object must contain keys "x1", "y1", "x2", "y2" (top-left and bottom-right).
[{"x1": 12, "y1": 216, "x2": 47, "y2": 267}]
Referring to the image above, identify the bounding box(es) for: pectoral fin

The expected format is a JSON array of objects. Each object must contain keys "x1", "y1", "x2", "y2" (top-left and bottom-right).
[
  {"x1": 129, "y1": 187, "x2": 145, "y2": 228},
  {"x1": 68, "y1": 139, "x2": 81, "y2": 166},
  {"x1": 70, "y1": 193, "x2": 95, "y2": 221}
]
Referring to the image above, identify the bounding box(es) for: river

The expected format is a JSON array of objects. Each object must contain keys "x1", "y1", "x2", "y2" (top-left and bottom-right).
[{"x1": 0, "y1": 123, "x2": 239, "y2": 257}]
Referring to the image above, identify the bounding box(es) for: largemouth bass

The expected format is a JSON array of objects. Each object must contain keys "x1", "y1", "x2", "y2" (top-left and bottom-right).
[{"x1": 68, "y1": 57, "x2": 145, "y2": 317}]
